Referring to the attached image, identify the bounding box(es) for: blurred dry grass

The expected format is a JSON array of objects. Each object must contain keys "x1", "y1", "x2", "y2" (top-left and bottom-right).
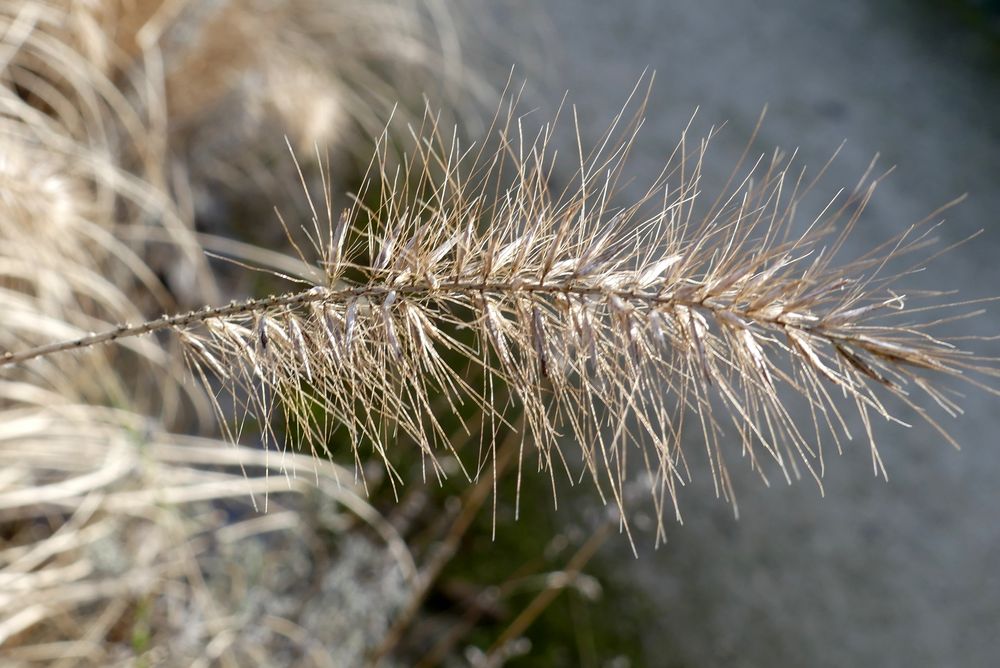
[
  {"x1": 0, "y1": 417, "x2": 413, "y2": 665},
  {"x1": 0, "y1": 1, "x2": 470, "y2": 664}
]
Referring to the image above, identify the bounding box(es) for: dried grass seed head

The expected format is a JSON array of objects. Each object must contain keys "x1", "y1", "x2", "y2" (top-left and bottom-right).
[{"x1": 168, "y1": 93, "x2": 1000, "y2": 542}]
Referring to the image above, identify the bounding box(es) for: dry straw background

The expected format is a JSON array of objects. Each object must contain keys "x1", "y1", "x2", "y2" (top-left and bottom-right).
[{"x1": 1, "y1": 1, "x2": 999, "y2": 666}]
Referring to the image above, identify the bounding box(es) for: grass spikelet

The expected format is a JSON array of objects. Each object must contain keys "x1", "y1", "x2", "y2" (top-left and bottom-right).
[{"x1": 2, "y1": 90, "x2": 997, "y2": 544}]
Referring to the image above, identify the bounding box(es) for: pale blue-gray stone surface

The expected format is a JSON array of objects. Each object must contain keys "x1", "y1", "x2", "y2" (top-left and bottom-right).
[{"x1": 480, "y1": 1, "x2": 1000, "y2": 665}]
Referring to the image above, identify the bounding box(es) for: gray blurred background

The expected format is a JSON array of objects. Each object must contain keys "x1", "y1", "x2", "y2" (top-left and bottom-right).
[{"x1": 477, "y1": 1, "x2": 1000, "y2": 665}]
